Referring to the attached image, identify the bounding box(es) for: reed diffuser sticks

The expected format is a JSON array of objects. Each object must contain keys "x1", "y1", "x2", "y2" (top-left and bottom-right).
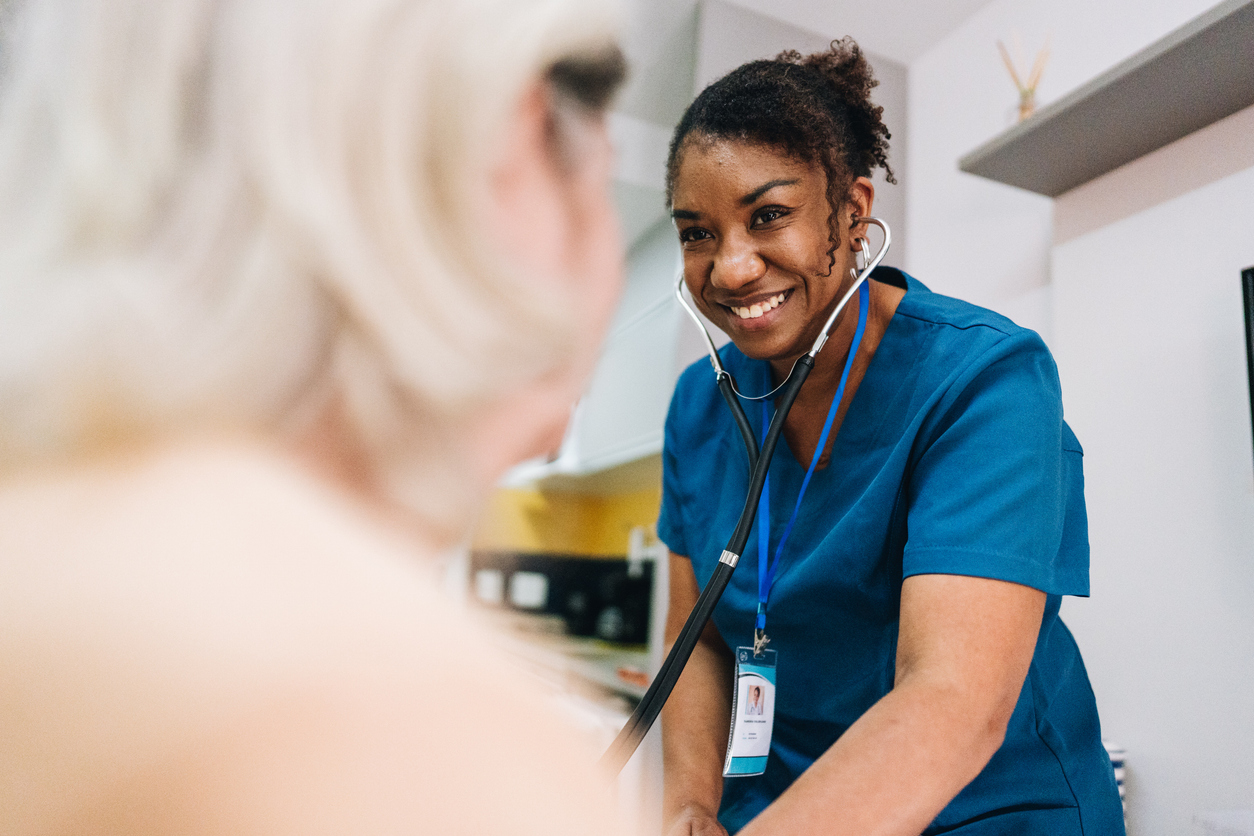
[{"x1": 998, "y1": 34, "x2": 1050, "y2": 121}]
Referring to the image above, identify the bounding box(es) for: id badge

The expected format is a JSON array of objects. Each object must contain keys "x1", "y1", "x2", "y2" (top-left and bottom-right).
[{"x1": 723, "y1": 647, "x2": 777, "y2": 777}]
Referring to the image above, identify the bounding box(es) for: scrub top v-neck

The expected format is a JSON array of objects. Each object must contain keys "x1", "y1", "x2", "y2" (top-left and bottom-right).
[{"x1": 657, "y1": 267, "x2": 1124, "y2": 835}]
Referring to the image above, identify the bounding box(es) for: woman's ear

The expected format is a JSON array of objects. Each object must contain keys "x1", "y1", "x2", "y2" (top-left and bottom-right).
[{"x1": 846, "y1": 176, "x2": 876, "y2": 249}]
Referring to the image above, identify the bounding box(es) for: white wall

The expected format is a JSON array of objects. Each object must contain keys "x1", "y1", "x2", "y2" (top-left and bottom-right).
[
  {"x1": 1054, "y1": 157, "x2": 1254, "y2": 836},
  {"x1": 906, "y1": 2, "x2": 1254, "y2": 834}
]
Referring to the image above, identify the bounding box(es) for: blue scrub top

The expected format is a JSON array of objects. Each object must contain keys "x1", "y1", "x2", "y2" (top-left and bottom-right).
[{"x1": 657, "y1": 269, "x2": 1124, "y2": 835}]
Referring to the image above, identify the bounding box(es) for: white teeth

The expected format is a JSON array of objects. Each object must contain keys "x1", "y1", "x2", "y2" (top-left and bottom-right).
[{"x1": 731, "y1": 293, "x2": 786, "y2": 320}]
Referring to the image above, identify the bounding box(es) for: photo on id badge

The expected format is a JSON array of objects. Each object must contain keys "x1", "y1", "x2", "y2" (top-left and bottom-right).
[{"x1": 724, "y1": 647, "x2": 776, "y2": 777}]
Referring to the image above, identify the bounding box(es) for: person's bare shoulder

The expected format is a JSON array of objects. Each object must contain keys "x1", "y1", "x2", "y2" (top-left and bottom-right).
[{"x1": 0, "y1": 442, "x2": 626, "y2": 836}]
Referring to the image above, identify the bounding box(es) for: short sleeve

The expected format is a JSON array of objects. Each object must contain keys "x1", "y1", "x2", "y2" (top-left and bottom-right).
[{"x1": 902, "y1": 332, "x2": 1089, "y2": 596}]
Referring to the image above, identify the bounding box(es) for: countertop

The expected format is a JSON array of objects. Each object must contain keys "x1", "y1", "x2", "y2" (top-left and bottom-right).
[{"x1": 483, "y1": 610, "x2": 653, "y2": 701}]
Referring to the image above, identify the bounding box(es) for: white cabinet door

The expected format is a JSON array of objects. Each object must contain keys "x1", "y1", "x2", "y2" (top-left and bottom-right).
[{"x1": 571, "y1": 219, "x2": 684, "y2": 471}]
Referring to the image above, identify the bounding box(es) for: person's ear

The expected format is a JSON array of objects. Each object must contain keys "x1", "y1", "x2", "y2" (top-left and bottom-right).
[{"x1": 846, "y1": 176, "x2": 876, "y2": 250}]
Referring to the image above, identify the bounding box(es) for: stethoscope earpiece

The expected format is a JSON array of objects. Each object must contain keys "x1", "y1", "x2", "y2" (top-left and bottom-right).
[{"x1": 856, "y1": 236, "x2": 872, "y2": 272}]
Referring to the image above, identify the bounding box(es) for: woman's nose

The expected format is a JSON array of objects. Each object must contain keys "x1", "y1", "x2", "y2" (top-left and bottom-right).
[{"x1": 710, "y1": 233, "x2": 765, "y2": 291}]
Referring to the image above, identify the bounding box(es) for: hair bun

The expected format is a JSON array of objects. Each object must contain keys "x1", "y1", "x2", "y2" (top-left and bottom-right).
[{"x1": 779, "y1": 38, "x2": 894, "y2": 186}]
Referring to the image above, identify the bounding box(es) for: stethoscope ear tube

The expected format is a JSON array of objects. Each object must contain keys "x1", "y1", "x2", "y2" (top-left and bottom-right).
[
  {"x1": 718, "y1": 372, "x2": 759, "y2": 472},
  {"x1": 808, "y1": 218, "x2": 891, "y2": 359},
  {"x1": 600, "y1": 356, "x2": 813, "y2": 774}
]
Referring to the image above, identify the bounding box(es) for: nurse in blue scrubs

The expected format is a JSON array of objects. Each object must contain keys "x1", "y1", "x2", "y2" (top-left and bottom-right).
[{"x1": 656, "y1": 39, "x2": 1125, "y2": 836}]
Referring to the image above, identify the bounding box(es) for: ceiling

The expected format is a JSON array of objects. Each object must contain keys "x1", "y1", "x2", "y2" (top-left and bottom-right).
[
  {"x1": 710, "y1": 0, "x2": 1000, "y2": 65},
  {"x1": 614, "y1": 0, "x2": 1003, "y2": 131}
]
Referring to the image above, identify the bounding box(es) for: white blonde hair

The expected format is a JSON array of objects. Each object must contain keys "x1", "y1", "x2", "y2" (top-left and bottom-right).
[{"x1": 0, "y1": 0, "x2": 621, "y2": 535}]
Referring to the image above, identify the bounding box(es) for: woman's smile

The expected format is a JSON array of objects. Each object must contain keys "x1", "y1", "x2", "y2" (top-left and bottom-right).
[{"x1": 725, "y1": 289, "x2": 791, "y2": 323}]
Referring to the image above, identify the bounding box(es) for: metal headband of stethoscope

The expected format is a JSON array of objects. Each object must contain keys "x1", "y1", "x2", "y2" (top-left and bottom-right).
[
  {"x1": 673, "y1": 216, "x2": 893, "y2": 398},
  {"x1": 600, "y1": 217, "x2": 893, "y2": 775}
]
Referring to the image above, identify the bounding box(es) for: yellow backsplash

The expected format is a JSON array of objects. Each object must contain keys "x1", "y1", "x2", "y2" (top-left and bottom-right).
[{"x1": 471, "y1": 484, "x2": 662, "y2": 557}]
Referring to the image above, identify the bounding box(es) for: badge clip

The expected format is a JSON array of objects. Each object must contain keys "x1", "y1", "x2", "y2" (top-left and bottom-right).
[{"x1": 753, "y1": 628, "x2": 770, "y2": 657}]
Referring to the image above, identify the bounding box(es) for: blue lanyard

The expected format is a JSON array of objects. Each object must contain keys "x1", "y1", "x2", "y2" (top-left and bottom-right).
[{"x1": 755, "y1": 280, "x2": 870, "y2": 632}]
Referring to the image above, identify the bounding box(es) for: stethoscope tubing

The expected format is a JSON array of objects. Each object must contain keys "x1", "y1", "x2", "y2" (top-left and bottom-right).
[
  {"x1": 601, "y1": 356, "x2": 812, "y2": 774},
  {"x1": 600, "y1": 219, "x2": 891, "y2": 775},
  {"x1": 719, "y1": 372, "x2": 760, "y2": 472}
]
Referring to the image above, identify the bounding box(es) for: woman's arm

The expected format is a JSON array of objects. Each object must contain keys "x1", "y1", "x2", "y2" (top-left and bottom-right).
[
  {"x1": 740, "y1": 573, "x2": 1046, "y2": 836},
  {"x1": 662, "y1": 552, "x2": 735, "y2": 836}
]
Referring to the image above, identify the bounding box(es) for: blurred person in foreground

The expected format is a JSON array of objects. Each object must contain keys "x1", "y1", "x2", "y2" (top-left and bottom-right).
[{"x1": 0, "y1": 0, "x2": 630, "y2": 832}]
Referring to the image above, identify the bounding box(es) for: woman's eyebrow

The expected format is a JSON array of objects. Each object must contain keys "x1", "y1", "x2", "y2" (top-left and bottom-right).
[
  {"x1": 670, "y1": 177, "x2": 799, "y2": 219},
  {"x1": 740, "y1": 179, "x2": 798, "y2": 205}
]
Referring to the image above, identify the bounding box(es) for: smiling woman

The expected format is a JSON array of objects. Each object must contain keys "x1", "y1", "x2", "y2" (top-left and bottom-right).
[{"x1": 656, "y1": 39, "x2": 1125, "y2": 836}]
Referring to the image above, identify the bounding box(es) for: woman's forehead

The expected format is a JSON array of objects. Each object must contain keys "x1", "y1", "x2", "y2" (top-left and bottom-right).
[{"x1": 672, "y1": 138, "x2": 821, "y2": 204}]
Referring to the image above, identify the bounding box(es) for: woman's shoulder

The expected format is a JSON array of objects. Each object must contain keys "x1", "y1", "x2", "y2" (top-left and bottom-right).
[
  {"x1": 889, "y1": 269, "x2": 1037, "y2": 343},
  {"x1": 884, "y1": 269, "x2": 1055, "y2": 377},
  {"x1": 0, "y1": 441, "x2": 626, "y2": 836},
  {"x1": 0, "y1": 439, "x2": 453, "y2": 643}
]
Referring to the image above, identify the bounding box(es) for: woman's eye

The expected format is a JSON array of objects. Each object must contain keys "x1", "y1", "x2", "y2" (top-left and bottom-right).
[
  {"x1": 678, "y1": 227, "x2": 711, "y2": 244},
  {"x1": 752, "y1": 208, "x2": 787, "y2": 226}
]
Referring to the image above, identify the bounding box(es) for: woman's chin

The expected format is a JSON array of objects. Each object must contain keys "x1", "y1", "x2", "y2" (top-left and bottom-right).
[{"x1": 727, "y1": 334, "x2": 805, "y2": 366}]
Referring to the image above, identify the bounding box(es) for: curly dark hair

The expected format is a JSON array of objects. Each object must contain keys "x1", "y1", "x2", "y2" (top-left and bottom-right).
[{"x1": 665, "y1": 38, "x2": 894, "y2": 275}]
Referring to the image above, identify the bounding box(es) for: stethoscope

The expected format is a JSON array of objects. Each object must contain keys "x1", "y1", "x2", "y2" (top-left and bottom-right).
[{"x1": 601, "y1": 218, "x2": 892, "y2": 774}]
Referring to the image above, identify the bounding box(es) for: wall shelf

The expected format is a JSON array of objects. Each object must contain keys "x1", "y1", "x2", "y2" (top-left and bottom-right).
[{"x1": 959, "y1": 0, "x2": 1254, "y2": 197}]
